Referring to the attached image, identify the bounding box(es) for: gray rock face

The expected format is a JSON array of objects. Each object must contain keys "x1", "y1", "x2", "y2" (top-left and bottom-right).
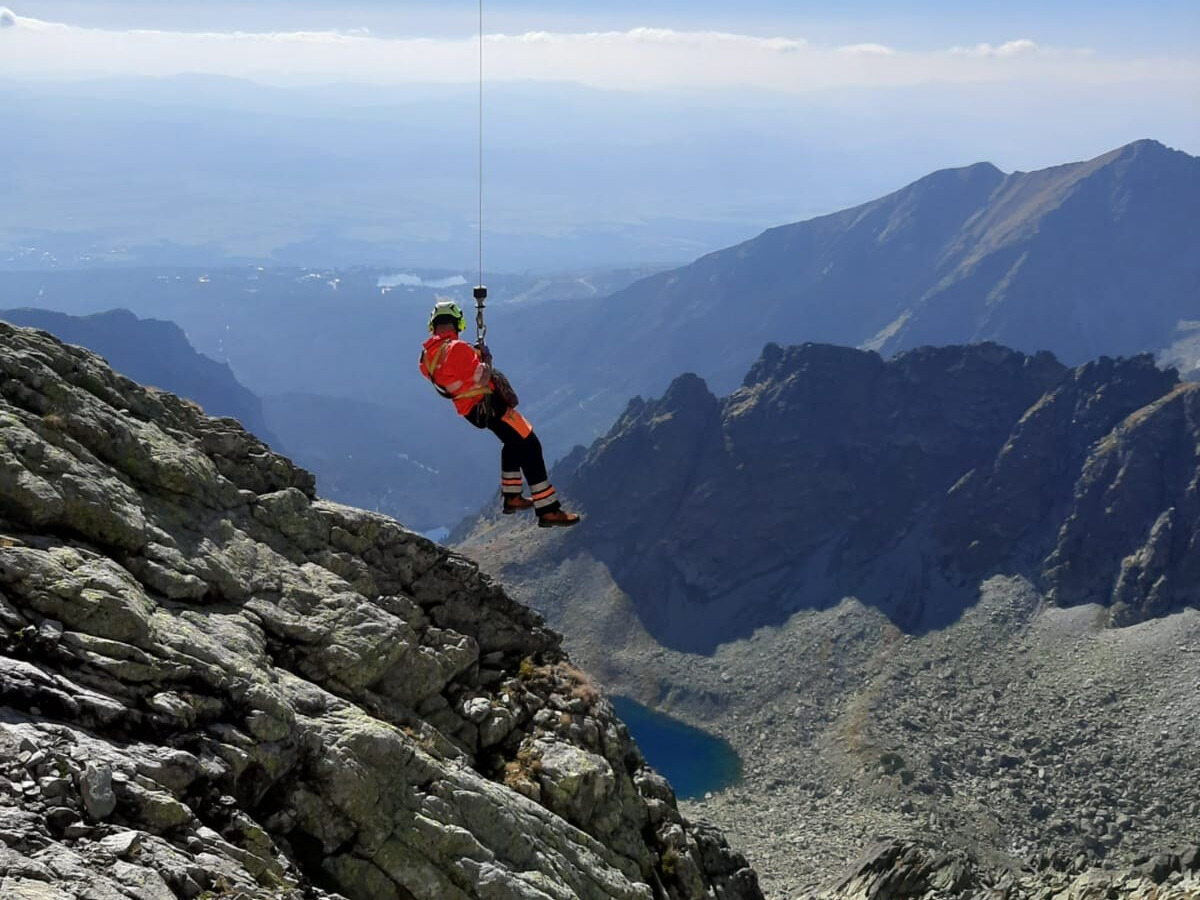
[
  {"x1": 549, "y1": 341, "x2": 1198, "y2": 651},
  {"x1": 1042, "y1": 383, "x2": 1200, "y2": 622},
  {"x1": 0, "y1": 307, "x2": 278, "y2": 447},
  {"x1": 0, "y1": 322, "x2": 762, "y2": 900},
  {"x1": 808, "y1": 839, "x2": 1200, "y2": 900},
  {"x1": 80, "y1": 764, "x2": 116, "y2": 821}
]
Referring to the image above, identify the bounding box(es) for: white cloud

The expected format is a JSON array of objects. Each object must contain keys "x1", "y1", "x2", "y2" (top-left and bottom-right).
[
  {"x1": 378, "y1": 273, "x2": 467, "y2": 289},
  {"x1": 0, "y1": 7, "x2": 17, "y2": 28},
  {"x1": 951, "y1": 39, "x2": 1041, "y2": 58},
  {"x1": 837, "y1": 43, "x2": 897, "y2": 56},
  {"x1": 0, "y1": 13, "x2": 1194, "y2": 95}
]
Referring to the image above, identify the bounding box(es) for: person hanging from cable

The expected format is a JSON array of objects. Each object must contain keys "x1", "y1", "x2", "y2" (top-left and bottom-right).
[
  {"x1": 419, "y1": 296, "x2": 580, "y2": 527},
  {"x1": 422, "y1": 4, "x2": 578, "y2": 524}
]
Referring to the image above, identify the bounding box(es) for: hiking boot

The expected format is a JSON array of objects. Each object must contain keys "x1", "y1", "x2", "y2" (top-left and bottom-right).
[
  {"x1": 502, "y1": 495, "x2": 535, "y2": 514},
  {"x1": 537, "y1": 510, "x2": 581, "y2": 528}
]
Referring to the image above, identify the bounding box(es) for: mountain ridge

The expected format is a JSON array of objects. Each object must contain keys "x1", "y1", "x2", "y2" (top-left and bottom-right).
[
  {"x1": 502, "y1": 139, "x2": 1199, "y2": 451},
  {"x1": 545, "y1": 341, "x2": 1190, "y2": 651}
]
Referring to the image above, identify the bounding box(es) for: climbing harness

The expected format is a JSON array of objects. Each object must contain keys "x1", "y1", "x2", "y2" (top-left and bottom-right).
[{"x1": 421, "y1": 336, "x2": 492, "y2": 406}]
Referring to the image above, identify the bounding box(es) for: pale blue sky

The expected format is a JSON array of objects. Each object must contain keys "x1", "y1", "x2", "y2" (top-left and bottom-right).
[
  {"x1": 5, "y1": 1, "x2": 1196, "y2": 98},
  {"x1": 8, "y1": 0, "x2": 1200, "y2": 54}
]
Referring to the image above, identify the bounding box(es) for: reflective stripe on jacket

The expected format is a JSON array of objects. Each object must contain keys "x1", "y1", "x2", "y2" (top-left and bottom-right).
[{"x1": 419, "y1": 334, "x2": 493, "y2": 415}]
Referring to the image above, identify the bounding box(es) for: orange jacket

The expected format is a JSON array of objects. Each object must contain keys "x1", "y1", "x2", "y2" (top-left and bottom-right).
[{"x1": 419, "y1": 334, "x2": 493, "y2": 415}]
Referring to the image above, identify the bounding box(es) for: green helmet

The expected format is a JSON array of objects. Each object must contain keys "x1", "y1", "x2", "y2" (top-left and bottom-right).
[{"x1": 428, "y1": 299, "x2": 467, "y2": 334}]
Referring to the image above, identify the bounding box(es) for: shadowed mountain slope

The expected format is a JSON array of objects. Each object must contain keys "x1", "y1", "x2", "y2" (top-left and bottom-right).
[{"x1": 539, "y1": 342, "x2": 1197, "y2": 653}]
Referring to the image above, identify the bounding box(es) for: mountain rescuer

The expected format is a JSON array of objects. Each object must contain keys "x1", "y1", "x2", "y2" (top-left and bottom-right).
[{"x1": 419, "y1": 298, "x2": 580, "y2": 527}]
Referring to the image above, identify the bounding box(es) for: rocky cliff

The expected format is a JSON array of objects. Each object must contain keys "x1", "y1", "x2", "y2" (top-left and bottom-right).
[
  {"x1": 0, "y1": 307, "x2": 277, "y2": 446},
  {"x1": 545, "y1": 342, "x2": 1198, "y2": 652},
  {"x1": 812, "y1": 839, "x2": 1200, "y2": 900},
  {"x1": 0, "y1": 321, "x2": 762, "y2": 900}
]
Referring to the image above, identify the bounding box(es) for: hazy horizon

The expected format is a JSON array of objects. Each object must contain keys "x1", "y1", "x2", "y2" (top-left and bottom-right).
[{"x1": 2, "y1": 1, "x2": 1196, "y2": 272}]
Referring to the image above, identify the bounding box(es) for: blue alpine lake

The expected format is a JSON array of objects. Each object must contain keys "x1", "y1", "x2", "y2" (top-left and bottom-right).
[{"x1": 610, "y1": 696, "x2": 742, "y2": 799}]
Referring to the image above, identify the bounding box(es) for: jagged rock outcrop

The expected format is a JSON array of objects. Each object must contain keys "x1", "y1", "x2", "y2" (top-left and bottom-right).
[
  {"x1": 0, "y1": 307, "x2": 278, "y2": 446},
  {"x1": 1043, "y1": 383, "x2": 1200, "y2": 619},
  {"x1": 0, "y1": 321, "x2": 762, "y2": 900},
  {"x1": 547, "y1": 342, "x2": 1199, "y2": 651},
  {"x1": 937, "y1": 355, "x2": 1179, "y2": 575},
  {"x1": 810, "y1": 839, "x2": 1200, "y2": 900},
  {"x1": 941, "y1": 358, "x2": 1200, "y2": 624}
]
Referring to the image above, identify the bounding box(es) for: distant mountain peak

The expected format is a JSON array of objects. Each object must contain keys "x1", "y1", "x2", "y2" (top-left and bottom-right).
[
  {"x1": 909, "y1": 159, "x2": 1005, "y2": 189},
  {"x1": 742, "y1": 341, "x2": 881, "y2": 388},
  {"x1": 1059, "y1": 137, "x2": 1197, "y2": 189},
  {"x1": 662, "y1": 370, "x2": 714, "y2": 403},
  {"x1": 546, "y1": 137, "x2": 1196, "y2": 412},
  {"x1": 1111, "y1": 137, "x2": 1180, "y2": 159}
]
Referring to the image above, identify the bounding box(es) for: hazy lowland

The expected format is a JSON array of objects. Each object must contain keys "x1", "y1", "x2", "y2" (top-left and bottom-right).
[
  {"x1": 2, "y1": 23, "x2": 1200, "y2": 898},
  {"x1": 2, "y1": 77, "x2": 918, "y2": 272},
  {"x1": 5, "y1": 72, "x2": 1197, "y2": 273}
]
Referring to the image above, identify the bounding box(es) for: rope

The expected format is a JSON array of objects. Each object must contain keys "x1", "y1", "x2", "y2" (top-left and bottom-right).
[
  {"x1": 477, "y1": 0, "x2": 484, "y2": 296},
  {"x1": 474, "y1": 0, "x2": 488, "y2": 348}
]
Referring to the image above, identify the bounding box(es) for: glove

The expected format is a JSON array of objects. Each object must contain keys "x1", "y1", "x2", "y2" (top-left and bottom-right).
[{"x1": 477, "y1": 343, "x2": 493, "y2": 364}]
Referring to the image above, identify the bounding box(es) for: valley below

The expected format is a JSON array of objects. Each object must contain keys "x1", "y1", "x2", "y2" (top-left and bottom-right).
[{"x1": 458, "y1": 522, "x2": 1200, "y2": 898}]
